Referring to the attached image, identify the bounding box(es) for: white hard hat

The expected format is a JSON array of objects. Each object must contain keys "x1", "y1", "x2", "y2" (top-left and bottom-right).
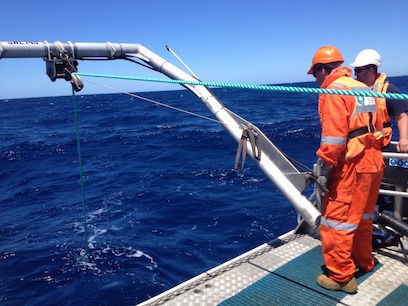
[{"x1": 350, "y1": 49, "x2": 381, "y2": 67}]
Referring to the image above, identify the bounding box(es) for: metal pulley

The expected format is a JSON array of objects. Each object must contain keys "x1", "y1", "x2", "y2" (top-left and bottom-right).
[{"x1": 45, "y1": 58, "x2": 83, "y2": 92}]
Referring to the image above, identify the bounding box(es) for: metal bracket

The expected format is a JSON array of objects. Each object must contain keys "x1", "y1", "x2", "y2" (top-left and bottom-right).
[{"x1": 45, "y1": 58, "x2": 83, "y2": 92}]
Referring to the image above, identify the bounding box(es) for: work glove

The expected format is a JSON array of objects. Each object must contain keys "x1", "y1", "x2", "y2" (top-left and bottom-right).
[{"x1": 315, "y1": 158, "x2": 332, "y2": 195}]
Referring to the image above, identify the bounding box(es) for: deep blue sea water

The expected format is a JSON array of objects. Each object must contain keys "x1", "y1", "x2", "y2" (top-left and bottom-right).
[{"x1": 1, "y1": 76, "x2": 407, "y2": 305}]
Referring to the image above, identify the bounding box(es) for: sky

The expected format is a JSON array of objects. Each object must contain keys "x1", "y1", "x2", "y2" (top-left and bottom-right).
[{"x1": 1, "y1": 0, "x2": 408, "y2": 99}]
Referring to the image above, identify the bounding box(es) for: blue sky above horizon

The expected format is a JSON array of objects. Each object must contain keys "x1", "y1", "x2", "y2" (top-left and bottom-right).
[{"x1": 1, "y1": 0, "x2": 408, "y2": 99}]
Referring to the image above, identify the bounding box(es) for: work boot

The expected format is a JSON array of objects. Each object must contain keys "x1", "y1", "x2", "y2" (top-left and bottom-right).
[{"x1": 316, "y1": 274, "x2": 357, "y2": 294}]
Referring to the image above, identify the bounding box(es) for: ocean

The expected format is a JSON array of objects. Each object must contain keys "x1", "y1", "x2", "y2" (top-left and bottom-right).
[{"x1": 1, "y1": 76, "x2": 407, "y2": 305}]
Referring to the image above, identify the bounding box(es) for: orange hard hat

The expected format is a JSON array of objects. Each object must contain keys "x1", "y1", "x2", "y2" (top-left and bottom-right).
[{"x1": 307, "y1": 46, "x2": 344, "y2": 74}]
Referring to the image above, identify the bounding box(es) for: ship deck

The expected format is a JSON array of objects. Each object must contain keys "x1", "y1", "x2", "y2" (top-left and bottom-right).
[{"x1": 138, "y1": 231, "x2": 408, "y2": 306}]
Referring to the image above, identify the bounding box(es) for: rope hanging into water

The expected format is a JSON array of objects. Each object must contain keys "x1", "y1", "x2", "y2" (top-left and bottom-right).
[
  {"x1": 73, "y1": 72, "x2": 408, "y2": 100},
  {"x1": 71, "y1": 87, "x2": 89, "y2": 261}
]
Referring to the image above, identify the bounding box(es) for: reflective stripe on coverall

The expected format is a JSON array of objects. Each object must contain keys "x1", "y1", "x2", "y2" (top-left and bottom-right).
[
  {"x1": 373, "y1": 73, "x2": 392, "y2": 147},
  {"x1": 317, "y1": 67, "x2": 385, "y2": 283}
]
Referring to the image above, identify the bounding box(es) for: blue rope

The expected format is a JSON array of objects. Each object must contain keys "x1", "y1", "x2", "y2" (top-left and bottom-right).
[{"x1": 73, "y1": 72, "x2": 408, "y2": 100}]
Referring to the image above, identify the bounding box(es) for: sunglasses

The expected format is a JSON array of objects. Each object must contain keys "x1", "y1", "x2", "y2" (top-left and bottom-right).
[
  {"x1": 312, "y1": 65, "x2": 323, "y2": 78},
  {"x1": 354, "y1": 66, "x2": 369, "y2": 74}
]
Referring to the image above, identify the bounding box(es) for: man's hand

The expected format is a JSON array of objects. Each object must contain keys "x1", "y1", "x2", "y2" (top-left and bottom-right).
[
  {"x1": 315, "y1": 158, "x2": 332, "y2": 195},
  {"x1": 397, "y1": 138, "x2": 408, "y2": 153}
]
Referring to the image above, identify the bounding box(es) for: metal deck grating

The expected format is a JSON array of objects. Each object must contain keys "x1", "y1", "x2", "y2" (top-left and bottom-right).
[
  {"x1": 137, "y1": 233, "x2": 408, "y2": 306},
  {"x1": 220, "y1": 245, "x2": 382, "y2": 305},
  {"x1": 377, "y1": 284, "x2": 408, "y2": 305}
]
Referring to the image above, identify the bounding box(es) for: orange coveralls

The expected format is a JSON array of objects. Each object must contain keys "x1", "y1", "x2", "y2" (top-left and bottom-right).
[
  {"x1": 372, "y1": 73, "x2": 392, "y2": 147},
  {"x1": 317, "y1": 67, "x2": 385, "y2": 283}
]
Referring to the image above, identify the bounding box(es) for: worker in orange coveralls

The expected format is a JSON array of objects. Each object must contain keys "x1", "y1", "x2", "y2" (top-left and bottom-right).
[
  {"x1": 308, "y1": 46, "x2": 385, "y2": 294},
  {"x1": 350, "y1": 49, "x2": 408, "y2": 153}
]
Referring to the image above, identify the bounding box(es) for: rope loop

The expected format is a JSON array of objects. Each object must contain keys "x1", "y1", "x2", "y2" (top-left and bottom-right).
[{"x1": 234, "y1": 125, "x2": 261, "y2": 172}]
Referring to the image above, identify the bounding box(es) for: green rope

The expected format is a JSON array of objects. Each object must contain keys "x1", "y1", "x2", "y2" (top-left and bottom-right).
[
  {"x1": 73, "y1": 72, "x2": 408, "y2": 100},
  {"x1": 71, "y1": 86, "x2": 89, "y2": 261}
]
